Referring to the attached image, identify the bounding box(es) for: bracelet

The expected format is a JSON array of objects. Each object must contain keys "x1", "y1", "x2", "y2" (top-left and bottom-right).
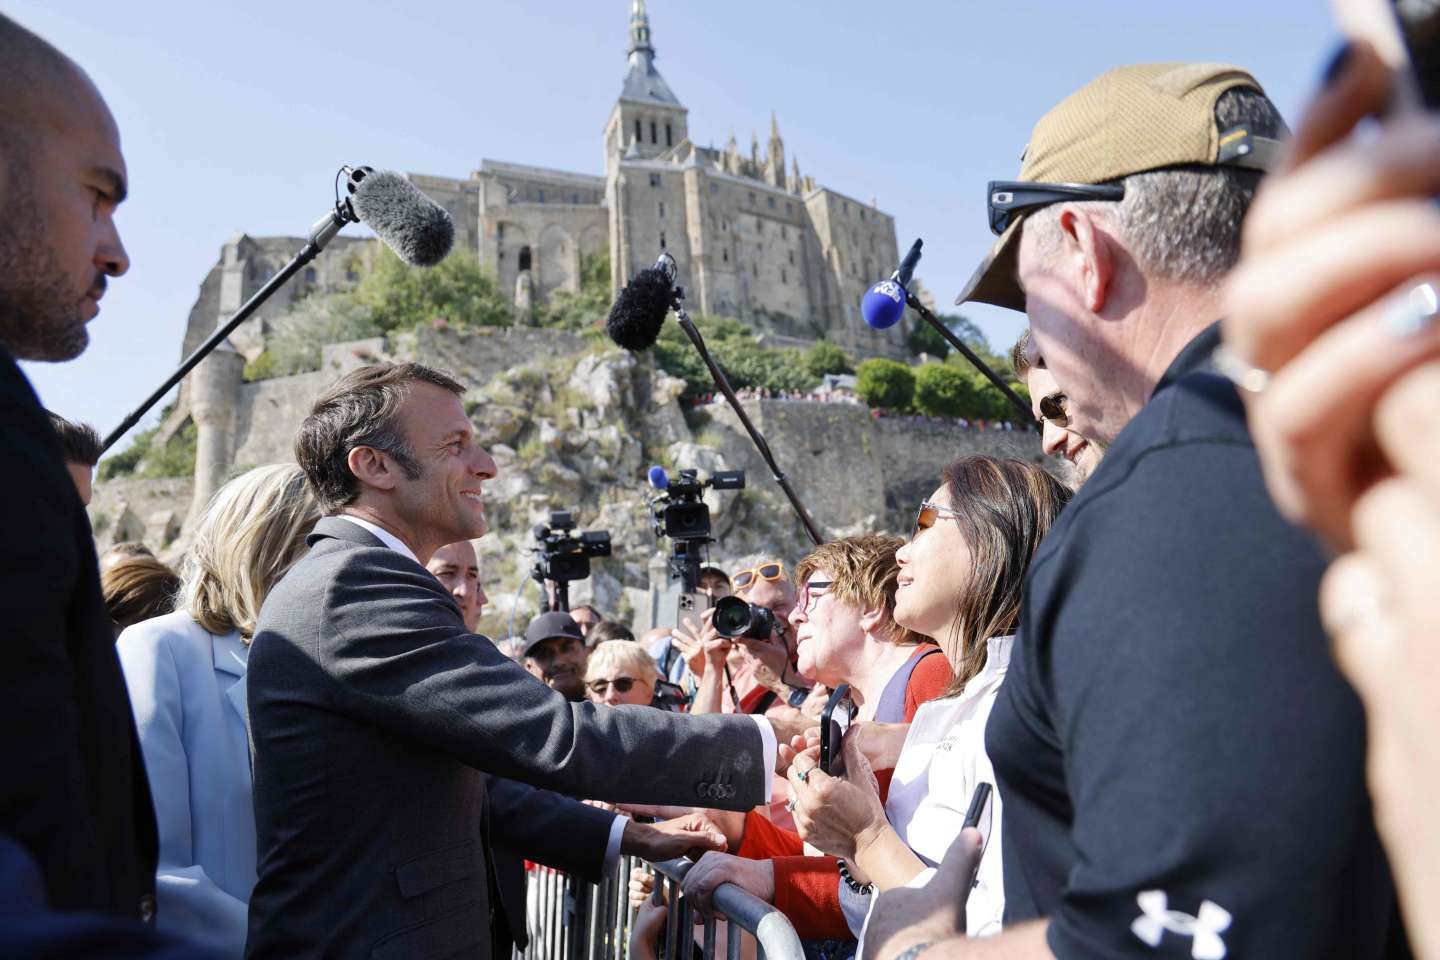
[
  {"x1": 837, "y1": 858, "x2": 875, "y2": 895},
  {"x1": 891, "y1": 942, "x2": 936, "y2": 960}
]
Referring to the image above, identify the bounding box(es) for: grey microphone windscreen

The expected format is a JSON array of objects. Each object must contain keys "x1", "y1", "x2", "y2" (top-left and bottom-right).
[{"x1": 349, "y1": 170, "x2": 455, "y2": 267}]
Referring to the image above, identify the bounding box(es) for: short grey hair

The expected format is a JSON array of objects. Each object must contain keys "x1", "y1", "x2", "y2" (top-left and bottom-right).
[{"x1": 1028, "y1": 87, "x2": 1287, "y2": 288}]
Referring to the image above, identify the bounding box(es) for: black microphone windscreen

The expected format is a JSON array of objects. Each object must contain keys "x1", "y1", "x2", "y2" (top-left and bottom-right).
[
  {"x1": 606, "y1": 267, "x2": 673, "y2": 351},
  {"x1": 349, "y1": 170, "x2": 455, "y2": 267}
]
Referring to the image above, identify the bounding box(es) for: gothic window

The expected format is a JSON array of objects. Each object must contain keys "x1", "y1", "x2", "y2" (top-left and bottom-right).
[
  {"x1": 650, "y1": 120, "x2": 658, "y2": 144},
  {"x1": 781, "y1": 225, "x2": 787, "y2": 240},
  {"x1": 782, "y1": 269, "x2": 787, "y2": 284},
  {"x1": 572, "y1": 193, "x2": 580, "y2": 204},
  {"x1": 767, "y1": 196, "x2": 776, "y2": 209},
  {"x1": 660, "y1": 232, "x2": 667, "y2": 249},
  {"x1": 659, "y1": 201, "x2": 666, "y2": 219},
  {"x1": 752, "y1": 263, "x2": 758, "y2": 278},
  {"x1": 860, "y1": 209, "x2": 867, "y2": 222},
  {"x1": 635, "y1": 118, "x2": 642, "y2": 142},
  {"x1": 756, "y1": 217, "x2": 763, "y2": 233},
  {"x1": 788, "y1": 250, "x2": 795, "y2": 266},
  {"x1": 538, "y1": 189, "x2": 545, "y2": 203},
  {"x1": 723, "y1": 249, "x2": 729, "y2": 263},
  {"x1": 748, "y1": 192, "x2": 756, "y2": 206},
  {"x1": 666, "y1": 124, "x2": 673, "y2": 147},
  {"x1": 649, "y1": 173, "x2": 661, "y2": 188},
  {"x1": 709, "y1": 182, "x2": 718, "y2": 195},
  {"x1": 518, "y1": 246, "x2": 532, "y2": 271},
  {"x1": 786, "y1": 202, "x2": 793, "y2": 215}
]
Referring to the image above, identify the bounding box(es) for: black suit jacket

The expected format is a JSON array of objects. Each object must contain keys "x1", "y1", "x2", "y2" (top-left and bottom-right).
[
  {"x1": 485, "y1": 776, "x2": 616, "y2": 954},
  {"x1": 0, "y1": 346, "x2": 157, "y2": 918},
  {"x1": 246, "y1": 517, "x2": 767, "y2": 960}
]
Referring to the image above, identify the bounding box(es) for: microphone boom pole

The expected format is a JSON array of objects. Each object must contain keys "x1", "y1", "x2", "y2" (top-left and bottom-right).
[
  {"x1": 100, "y1": 205, "x2": 353, "y2": 454},
  {"x1": 665, "y1": 282, "x2": 824, "y2": 547},
  {"x1": 905, "y1": 292, "x2": 1035, "y2": 424}
]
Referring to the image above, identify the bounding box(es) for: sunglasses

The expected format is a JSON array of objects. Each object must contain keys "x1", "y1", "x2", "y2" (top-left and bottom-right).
[
  {"x1": 912, "y1": 500, "x2": 963, "y2": 540},
  {"x1": 987, "y1": 179, "x2": 1125, "y2": 236},
  {"x1": 732, "y1": 562, "x2": 785, "y2": 590},
  {"x1": 588, "y1": 677, "x2": 643, "y2": 695},
  {"x1": 1036, "y1": 392, "x2": 1070, "y2": 428}
]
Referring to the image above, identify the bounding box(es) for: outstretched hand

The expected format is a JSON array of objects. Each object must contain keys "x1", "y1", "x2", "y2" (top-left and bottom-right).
[
  {"x1": 620, "y1": 814, "x2": 728, "y2": 863},
  {"x1": 861, "y1": 829, "x2": 984, "y2": 960}
]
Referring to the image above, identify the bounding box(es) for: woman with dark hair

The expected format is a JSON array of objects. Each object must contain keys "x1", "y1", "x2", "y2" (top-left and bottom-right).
[{"x1": 748, "y1": 455, "x2": 1067, "y2": 941}]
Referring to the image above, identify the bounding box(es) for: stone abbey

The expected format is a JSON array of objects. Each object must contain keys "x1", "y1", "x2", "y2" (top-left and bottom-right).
[{"x1": 177, "y1": 1, "x2": 908, "y2": 366}]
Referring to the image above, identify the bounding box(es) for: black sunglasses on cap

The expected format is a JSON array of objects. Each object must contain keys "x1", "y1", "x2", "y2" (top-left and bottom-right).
[{"x1": 987, "y1": 180, "x2": 1125, "y2": 236}]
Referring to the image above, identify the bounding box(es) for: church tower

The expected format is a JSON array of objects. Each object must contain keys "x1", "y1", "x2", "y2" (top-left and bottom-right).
[
  {"x1": 765, "y1": 112, "x2": 786, "y2": 190},
  {"x1": 602, "y1": 1, "x2": 689, "y2": 166}
]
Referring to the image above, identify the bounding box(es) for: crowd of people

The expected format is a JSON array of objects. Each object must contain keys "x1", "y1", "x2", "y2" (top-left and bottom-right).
[{"x1": 4, "y1": 7, "x2": 1440, "y2": 960}]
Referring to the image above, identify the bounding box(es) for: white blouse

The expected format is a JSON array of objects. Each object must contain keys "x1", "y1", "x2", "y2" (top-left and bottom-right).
[{"x1": 845, "y1": 634, "x2": 1012, "y2": 940}]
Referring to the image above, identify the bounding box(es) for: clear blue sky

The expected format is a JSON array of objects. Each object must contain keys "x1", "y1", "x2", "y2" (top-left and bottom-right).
[{"x1": 12, "y1": 0, "x2": 1337, "y2": 449}]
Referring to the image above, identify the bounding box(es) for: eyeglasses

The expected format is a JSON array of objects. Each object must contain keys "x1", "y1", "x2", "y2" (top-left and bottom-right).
[
  {"x1": 588, "y1": 677, "x2": 643, "y2": 695},
  {"x1": 987, "y1": 180, "x2": 1125, "y2": 236},
  {"x1": 1036, "y1": 392, "x2": 1070, "y2": 428},
  {"x1": 912, "y1": 500, "x2": 963, "y2": 540},
  {"x1": 799, "y1": 580, "x2": 833, "y2": 612},
  {"x1": 732, "y1": 562, "x2": 785, "y2": 591}
]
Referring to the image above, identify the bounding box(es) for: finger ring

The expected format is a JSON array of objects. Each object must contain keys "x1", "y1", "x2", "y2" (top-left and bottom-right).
[
  {"x1": 1385, "y1": 281, "x2": 1440, "y2": 338},
  {"x1": 796, "y1": 767, "x2": 811, "y2": 783},
  {"x1": 1212, "y1": 344, "x2": 1271, "y2": 394}
]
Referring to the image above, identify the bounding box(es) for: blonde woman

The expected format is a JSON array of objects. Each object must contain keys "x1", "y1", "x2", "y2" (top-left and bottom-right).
[
  {"x1": 584, "y1": 639, "x2": 661, "y2": 707},
  {"x1": 117, "y1": 464, "x2": 320, "y2": 956}
]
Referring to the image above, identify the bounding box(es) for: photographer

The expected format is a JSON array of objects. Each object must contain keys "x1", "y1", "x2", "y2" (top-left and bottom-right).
[{"x1": 686, "y1": 562, "x2": 808, "y2": 717}]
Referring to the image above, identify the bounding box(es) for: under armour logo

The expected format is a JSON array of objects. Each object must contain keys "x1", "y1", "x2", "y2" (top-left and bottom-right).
[{"x1": 1131, "y1": 890, "x2": 1231, "y2": 959}]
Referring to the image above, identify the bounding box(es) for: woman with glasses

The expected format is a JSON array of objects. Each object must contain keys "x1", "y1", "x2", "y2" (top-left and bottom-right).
[
  {"x1": 584, "y1": 640, "x2": 661, "y2": 707},
  {"x1": 769, "y1": 456, "x2": 1066, "y2": 941},
  {"x1": 678, "y1": 535, "x2": 957, "y2": 948}
]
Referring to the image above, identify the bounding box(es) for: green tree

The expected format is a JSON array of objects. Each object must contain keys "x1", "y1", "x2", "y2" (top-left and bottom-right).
[
  {"x1": 913, "y1": 363, "x2": 981, "y2": 419},
  {"x1": 352, "y1": 248, "x2": 511, "y2": 333},
  {"x1": 906, "y1": 320, "x2": 952, "y2": 359},
  {"x1": 651, "y1": 314, "x2": 821, "y2": 400},
  {"x1": 855, "y1": 358, "x2": 915, "y2": 410},
  {"x1": 539, "y1": 249, "x2": 613, "y2": 331},
  {"x1": 802, "y1": 340, "x2": 853, "y2": 380}
]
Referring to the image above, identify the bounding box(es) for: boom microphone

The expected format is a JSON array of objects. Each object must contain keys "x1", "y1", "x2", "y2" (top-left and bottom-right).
[
  {"x1": 606, "y1": 255, "x2": 678, "y2": 350},
  {"x1": 861, "y1": 238, "x2": 924, "y2": 331},
  {"x1": 101, "y1": 164, "x2": 453, "y2": 454},
  {"x1": 344, "y1": 167, "x2": 455, "y2": 267}
]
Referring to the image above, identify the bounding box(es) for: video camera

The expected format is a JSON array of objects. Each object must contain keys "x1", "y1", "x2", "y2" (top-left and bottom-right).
[
  {"x1": 531, "y1": 509, "x2": 611, "y2": 611},
  {"x1": 647, "y1": 466, "x2": 745, "y2": 627},
  {"x1": 649, "y1": 467, "x2": 745, "y2": 542}
]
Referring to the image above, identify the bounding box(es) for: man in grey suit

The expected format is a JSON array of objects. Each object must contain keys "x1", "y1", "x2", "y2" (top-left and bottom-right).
[{"x1": 247, "y1": 362, "x2": 796, "y2": 959}]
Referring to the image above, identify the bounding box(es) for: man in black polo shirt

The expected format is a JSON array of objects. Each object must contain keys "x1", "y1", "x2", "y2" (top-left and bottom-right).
[{"x1": 863, "y1": 64, "x2": 1408, "y2": 959}]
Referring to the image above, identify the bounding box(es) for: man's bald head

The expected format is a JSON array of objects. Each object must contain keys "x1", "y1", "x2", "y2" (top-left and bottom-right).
[{"x1": 0, "y1": 13, "x2": 128, "y2": 362}]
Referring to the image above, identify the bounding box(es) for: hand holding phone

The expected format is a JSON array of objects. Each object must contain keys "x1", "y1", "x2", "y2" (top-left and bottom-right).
[{"x1": 819, "y1": 683, "x2": 855, "y2": 776}]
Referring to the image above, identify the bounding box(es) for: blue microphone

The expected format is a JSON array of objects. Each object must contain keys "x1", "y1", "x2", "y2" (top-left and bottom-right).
[
  {"x1": 647, "y1": 465, "x2": 669, "y2": 489},
  {"x1": 861, "y1": 238, "x2": 924, "y2": 330}
]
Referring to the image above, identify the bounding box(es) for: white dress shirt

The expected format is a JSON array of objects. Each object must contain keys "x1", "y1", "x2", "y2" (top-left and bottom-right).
[{"x1": 848, "y1": 635, "x2": 1013, "y2": 941}]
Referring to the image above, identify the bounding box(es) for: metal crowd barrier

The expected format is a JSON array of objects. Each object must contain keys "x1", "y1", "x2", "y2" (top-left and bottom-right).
[{"x1": 521, "y1": 854, "x2": 805, "y2": 960}]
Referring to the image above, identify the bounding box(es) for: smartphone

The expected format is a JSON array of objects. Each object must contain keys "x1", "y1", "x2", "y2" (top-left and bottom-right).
[
  {"x1": 819, "y1": 683, "x2": 855, "y2": 776},
  {"x1": 1334, "y1": 0, "x2": 1440, "y2": 111},
  {"x1": 674, "y1": 590, "x2": 712, "y2": 632},
  {"x1": 651, "y1": 679, "x2": 688, "y2": 712},
  {"x1": 963, "y1": 782, "x2": 993, "y2": 832},
  {"x1": 1392, "y1": 0, "x2": 1440, "y2": 108}
]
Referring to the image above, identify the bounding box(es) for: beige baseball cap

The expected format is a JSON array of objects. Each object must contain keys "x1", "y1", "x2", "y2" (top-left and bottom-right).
[{"x1": 958, "y1": 62, "x2": 1278, "y2": 312}]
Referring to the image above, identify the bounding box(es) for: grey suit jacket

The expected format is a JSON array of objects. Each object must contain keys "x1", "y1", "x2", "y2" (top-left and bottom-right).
[{"x1": 245, "y1": 517, "x2": 766, "y2": 960}]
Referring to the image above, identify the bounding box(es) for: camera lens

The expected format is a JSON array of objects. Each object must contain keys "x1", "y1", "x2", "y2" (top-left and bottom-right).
[{"x1": 713, "y1": 596, "x2": 753, "y2": 638}]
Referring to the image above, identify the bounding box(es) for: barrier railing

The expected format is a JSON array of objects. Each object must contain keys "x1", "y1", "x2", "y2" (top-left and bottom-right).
[{"x1": 521, "y1": 853, "x2": 806, "y2": 960}]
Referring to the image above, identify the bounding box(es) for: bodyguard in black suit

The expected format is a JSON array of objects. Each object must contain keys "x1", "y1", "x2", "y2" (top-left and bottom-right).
[
  {"x1": 0, "y1": 13, "x2": 157, "y2": 921},
  {"x1": 247, "y1": 364, "x2": 794, "y2": 959}
]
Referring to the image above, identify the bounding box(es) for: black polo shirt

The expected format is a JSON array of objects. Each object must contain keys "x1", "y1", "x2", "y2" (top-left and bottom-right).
[{"x1": 986, "y1": 325, "x2": 1409, "y2": 958}]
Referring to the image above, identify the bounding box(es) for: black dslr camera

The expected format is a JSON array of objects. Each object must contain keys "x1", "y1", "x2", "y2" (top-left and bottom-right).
[
  {"x1": 531, "y1": 509, "x2": 611, "y2": 611},
  {"x1": 712, "y1": 595, "x2": 778, "y2": 641}
]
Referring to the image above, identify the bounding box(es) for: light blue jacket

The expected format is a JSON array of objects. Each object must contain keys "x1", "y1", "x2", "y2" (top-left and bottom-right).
[{"x1": 117, "y1": 610, "x2": 254, "y2": 957}]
